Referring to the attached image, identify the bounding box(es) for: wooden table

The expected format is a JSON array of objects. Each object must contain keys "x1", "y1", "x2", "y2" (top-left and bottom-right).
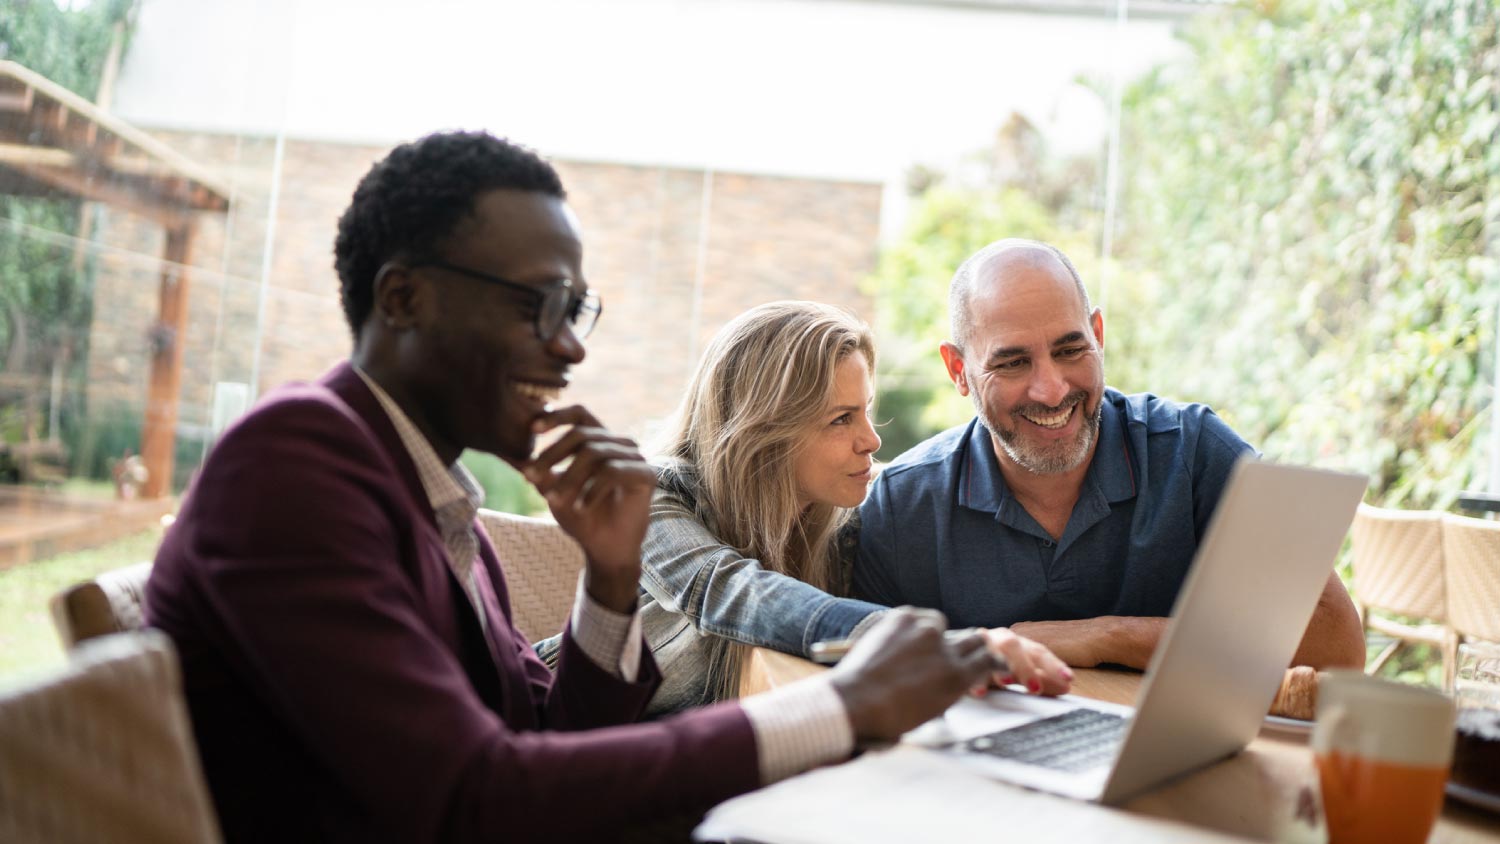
[{"x1": 713, "y1": 647, "x2": 1500, "y2": 844}]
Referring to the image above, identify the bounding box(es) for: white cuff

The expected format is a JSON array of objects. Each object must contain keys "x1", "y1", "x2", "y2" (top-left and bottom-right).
[
  {"x1": 739, "y1": 675, "x2": 855, "y2": 784},
  {"x1": 568, "y1": 571, "x2": 643, "y2": 681}
]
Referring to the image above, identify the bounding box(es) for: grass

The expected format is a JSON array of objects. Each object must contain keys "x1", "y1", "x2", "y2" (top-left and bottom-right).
[
  {"x1": 0, "y1": 527, "x2": 163, "y2": 684},
  {"x1": 55, "y1": 478, "x2": 118, "y2": 500}
]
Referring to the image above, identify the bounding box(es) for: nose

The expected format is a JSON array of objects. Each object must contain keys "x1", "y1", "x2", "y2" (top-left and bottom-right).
[
  {"x1": 547, "y1": 322, "x2": 586, "y2": 365},
  {"x1": 855, "y1": 412, "x2": 881, "y2": 456},
  {"x1": 1027, "y1": 357, "x2": 1070, "y2": 409}
]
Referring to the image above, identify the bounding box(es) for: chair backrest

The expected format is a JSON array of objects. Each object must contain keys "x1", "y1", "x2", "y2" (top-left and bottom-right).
[
  {"x1": 50, "y1": 561, "x2": 153, "y2": 649},
  {"x1": 0, "y1": 631, "x2": 222, "y2": 843},
  {"x1": 1442, "y1": 513, "x2": 1500, "y2": 642},
  {"x1": 478, "y1": 509, "x2": 586, "y2": 642},
  {"x1": 1348, "y1": 503, "x2": 1447, "y2": 621}
]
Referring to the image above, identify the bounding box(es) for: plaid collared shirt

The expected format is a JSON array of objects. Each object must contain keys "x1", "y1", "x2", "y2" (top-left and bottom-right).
[{"x1": 356, "y1": 369, "x2": 489, "y2": 627}]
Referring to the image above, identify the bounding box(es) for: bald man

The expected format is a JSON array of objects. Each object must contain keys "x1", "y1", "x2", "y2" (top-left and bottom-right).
[{"x1": 853, "y1": 239, "x2": 1365, "y2": 672}]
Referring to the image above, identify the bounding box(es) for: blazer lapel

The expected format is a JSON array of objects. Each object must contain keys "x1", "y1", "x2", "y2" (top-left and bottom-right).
[{"x1": 320, "y1": 362, "x2": 512, "y2": 716}]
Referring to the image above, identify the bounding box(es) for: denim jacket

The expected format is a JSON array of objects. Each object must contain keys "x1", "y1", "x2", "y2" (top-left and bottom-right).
[{"x1": 634, "y1": 461, "x2": 887, "y2": 714}]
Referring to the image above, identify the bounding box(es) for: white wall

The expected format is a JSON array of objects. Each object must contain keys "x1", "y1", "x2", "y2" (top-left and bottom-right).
[{"x1": 113, "y1": 0, "x2": 1185, "y2": 186}]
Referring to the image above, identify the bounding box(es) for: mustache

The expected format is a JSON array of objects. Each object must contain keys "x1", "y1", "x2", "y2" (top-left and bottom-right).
[{"x1": 1011, "y1": 390, "x2": 1089, "y2": 420}]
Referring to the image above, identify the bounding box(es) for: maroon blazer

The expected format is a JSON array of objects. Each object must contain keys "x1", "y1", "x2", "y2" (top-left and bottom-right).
[{"x1": 146, "y1": 363, "x2": 759, "y2": 842}]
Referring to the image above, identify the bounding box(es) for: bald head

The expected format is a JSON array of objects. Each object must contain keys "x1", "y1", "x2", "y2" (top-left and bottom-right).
[{"x1": 948, "y1": 239, "x2": 1091, "y2": 352}]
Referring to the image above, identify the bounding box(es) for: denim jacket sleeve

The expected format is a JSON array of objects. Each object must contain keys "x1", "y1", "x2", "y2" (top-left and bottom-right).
[{"x1": 639, "y1": 486, "x2": 888, "y2": 657}]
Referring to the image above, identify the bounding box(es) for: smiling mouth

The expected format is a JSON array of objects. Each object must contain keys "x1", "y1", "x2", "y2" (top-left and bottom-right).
[
  {"x1": 1019, "y1": 404, "x2": 1076, "y2": 429},
  {"x1": 513, "y1": 380, "x2": 565, "y2": 406}
]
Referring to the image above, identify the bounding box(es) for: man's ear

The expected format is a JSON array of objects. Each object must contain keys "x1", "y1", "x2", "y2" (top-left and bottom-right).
[
  {"x1": 939, "y1": 342, "x2": 970, "y2": 397},
  {"x1": 1090, "y1": 307, "x2": 1104, "y2": 351},
  {"x1": 373, "y1": 263, "x2": 423, "y2": 330}
]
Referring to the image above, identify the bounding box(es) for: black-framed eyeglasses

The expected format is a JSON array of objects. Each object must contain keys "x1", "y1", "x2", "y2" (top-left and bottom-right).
[{"x1": 410, "y1": 260, "x2": 602, "y2": 341}]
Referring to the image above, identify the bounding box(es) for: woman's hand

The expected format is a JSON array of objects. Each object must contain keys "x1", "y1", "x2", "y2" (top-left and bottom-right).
[{"x1": 978, "y1": 628, "x2": 1074, "y2": 697}]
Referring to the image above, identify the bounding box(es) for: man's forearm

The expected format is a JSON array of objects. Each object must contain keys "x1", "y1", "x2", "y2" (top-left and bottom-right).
[
  {"x1": 1009, "y1": 616, "x2": 1166, "y2": 670},
  {"x1": 1289, "y1": 572, "x2": 1365, "y2": 669},
  {"x1": 1094, "y1": 616, "x2": 1166, "y2": 669}
]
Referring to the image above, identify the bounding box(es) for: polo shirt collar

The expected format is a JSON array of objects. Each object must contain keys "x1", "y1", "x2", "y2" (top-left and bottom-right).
[{"x1": 1089, "y1": 393, "x2": 1138, "y2": 504}]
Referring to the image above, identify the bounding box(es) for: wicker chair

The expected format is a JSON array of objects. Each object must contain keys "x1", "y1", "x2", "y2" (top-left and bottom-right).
[
  {"x1": 0, "y1": 631, "x2": 222, "y2": 843},
  {"x1": 1442, "y1": 512, "x2": 1500, "y2": 657},
  {"x1": 1348, "y1": 503, "x2": 1456, "y2": 686},
  {"x1": 478, "y1": 508, "x2": 586, "y2": 642},
  {"x1": 50, "y1": 514, "x2": 584, "y2": 648},
  {"x1": 50, "y1": 561, "x2": 153, "y2": 649}
]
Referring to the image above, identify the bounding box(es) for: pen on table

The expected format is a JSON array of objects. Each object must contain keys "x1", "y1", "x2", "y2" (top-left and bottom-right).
[{"x1": 810, "y1": 627, "x2": 1009, "y2": 674}]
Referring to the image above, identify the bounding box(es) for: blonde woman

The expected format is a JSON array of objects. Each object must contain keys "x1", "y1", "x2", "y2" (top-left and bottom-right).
[{"x1": 638, "y1": 301, "x2": 1072, "y2": 713}]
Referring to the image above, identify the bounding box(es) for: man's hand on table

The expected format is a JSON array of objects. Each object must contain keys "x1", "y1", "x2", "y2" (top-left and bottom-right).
[
  {"x1": 1010, "y1": 616, "x2": 1167, "y2": 670},
  {"x1": 524, "y1": 404, "x2": 656, "y2": 614}
]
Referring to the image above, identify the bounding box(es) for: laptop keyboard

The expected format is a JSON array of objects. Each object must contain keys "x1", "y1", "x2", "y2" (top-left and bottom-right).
[{"x1": 961, "y1": 708, "x2": 1127, "y2": 773}]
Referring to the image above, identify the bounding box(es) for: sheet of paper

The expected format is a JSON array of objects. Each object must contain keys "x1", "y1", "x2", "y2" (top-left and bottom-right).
[{"x1": 695, "y1": 745, "x2": 1255, "y2": 844}]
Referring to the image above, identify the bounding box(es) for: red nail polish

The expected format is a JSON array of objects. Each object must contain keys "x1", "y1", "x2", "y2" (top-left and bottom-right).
[
  {"x1": 1027, "y1": 679, "x2": 1041, "y2": 693},
  {"x1": 1001, "y1": 674, "x2": 1016, "y2": 685}
]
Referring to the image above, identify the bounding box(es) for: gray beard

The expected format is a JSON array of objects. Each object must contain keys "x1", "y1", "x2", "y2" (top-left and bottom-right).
[{"x1": 969, "y1": 385, "x2": 1101, "y2": 475}]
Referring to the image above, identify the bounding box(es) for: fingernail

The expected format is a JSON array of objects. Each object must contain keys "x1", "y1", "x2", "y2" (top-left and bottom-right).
[
  {"x1": 1000, "y1": 674, "x2": 1016, "y2": 686},
  {"x1": 1027, "y1": 679, "x2": 1041, "y2": 693}
]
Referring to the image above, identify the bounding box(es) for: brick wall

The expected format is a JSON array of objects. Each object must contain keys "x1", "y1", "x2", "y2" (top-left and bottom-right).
[{"x1": 85, "y1": 133, "x2": 883, "y2": 466}]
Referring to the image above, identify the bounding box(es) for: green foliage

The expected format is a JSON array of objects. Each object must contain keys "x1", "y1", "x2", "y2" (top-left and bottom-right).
[
  {"x1": 0, "y1": 0, "x2": 135, "y2": 95},
  {"x1": 460, "y1": 451, "x2": 546, "y2": 516},
  {"x1": 60, "y1": 399, "x2": 140, "y2": 481},
  {"x1": 0, "y1": 0, "x2": 137, "y2": 448},
  {"x1": 872, "y1": 0, "x2": 1498, "y2": 515},
  {"x1": 1112, "y1": 0, "x2": 1499, "y2": 508}
]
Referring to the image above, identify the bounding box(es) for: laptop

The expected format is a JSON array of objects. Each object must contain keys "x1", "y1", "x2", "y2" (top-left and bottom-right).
[{"x1": 908, "y1": 457, "x2": 1367, "y2": 804}]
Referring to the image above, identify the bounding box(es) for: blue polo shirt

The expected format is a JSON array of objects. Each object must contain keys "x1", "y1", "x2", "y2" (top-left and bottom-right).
[{"x1": 853, "y1": 389, "x2": 1255, "y2": 628}]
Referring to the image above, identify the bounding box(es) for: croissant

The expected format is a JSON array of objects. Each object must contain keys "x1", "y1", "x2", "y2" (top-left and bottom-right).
[{"x1": 1269, "y1": 665, "x2": 1318, "y2": 720}]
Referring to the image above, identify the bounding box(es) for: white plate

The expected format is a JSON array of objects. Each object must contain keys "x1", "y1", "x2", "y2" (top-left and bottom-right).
[
  {"x1": 1447, "y1": 781, "x2": 1500, "y2": 815},
  {"x1": 1260, "y1": 714, "x2": 1314, "y2": 740}
]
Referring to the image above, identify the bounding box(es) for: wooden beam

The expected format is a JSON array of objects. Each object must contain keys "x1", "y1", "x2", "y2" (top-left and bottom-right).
[
  {"x1": 0, "y1": 61, "x2": 233, "y2": 202},
  {"x1": 0, "y1": 143, "x2": 227, "y2": 214},
  {"x1": 0, "y1": 146, "x2": 192, "y2": 228},
  {"x1": 0, "y1": 80, "x2": 33, "y2": 114},
  {"x1": 0, "y1": 142, "x2": 74, "y2": 168},
  {"x1": 141, "y1": 223, "x2": 196, "y2": 499}
]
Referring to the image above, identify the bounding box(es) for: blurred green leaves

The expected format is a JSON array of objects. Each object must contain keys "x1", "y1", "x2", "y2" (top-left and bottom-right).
[
  {"x1": 1113, "y1": 0, "x2": 1498, "y2": 508},
  {"x1": 873, "y1": 0, "x2": 1498, "y2": 511}
]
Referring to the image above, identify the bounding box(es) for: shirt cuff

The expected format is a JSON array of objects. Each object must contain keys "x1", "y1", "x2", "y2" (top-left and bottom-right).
[
  {"x1": 568, "y1": 571, "x2": 643, "y2": 681},
  {"x1": 739, "y1": 675, "x2": 855, "y2": 784}
]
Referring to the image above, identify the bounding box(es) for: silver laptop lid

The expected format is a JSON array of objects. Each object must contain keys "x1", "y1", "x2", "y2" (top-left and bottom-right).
[{"x1": 1100, "y1": 458, "x2": 1367, "y2": 804}]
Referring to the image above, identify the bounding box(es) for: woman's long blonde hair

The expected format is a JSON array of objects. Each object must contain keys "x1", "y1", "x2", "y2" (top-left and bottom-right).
[{"x1": 658, "y1": 301, "x2": 876, "y2": 699}]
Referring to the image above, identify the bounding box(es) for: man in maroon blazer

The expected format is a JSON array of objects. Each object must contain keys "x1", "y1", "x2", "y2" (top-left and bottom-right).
[{"x1": 146, "y1": 131, "x2": 1070, "y2": 842}]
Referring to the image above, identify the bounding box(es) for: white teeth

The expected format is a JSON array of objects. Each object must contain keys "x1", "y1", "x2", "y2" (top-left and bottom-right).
[
  {"x1": 514, "y1": 381, "x2": 563, "y2": 404},
  {"x1": 1022, "y1": 406, "x2": 1073, "y2": 428}
]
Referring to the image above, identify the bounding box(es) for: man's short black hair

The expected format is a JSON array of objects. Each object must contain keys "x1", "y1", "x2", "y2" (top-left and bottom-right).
[{"x1": 333, "y1": 130, "x2": 566, "y2": 336}]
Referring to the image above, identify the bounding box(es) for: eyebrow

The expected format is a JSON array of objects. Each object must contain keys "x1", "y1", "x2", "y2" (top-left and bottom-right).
[{"x1": 986, "y1": 331, "x2": 1089, "y2": 364}]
